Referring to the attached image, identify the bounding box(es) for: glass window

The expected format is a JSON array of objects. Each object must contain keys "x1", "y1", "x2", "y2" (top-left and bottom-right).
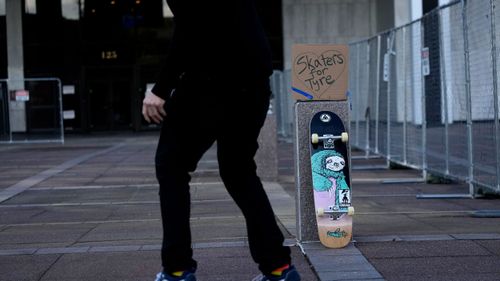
[
  {"x1": 162, "y1": 1, "x2": 172, "y2": 18},
  {"x1": 62, "y1": 0, "x2": 80, "y2": 20},
  {"x1": 0, "y1": 0, "x2": 5, "y2": 16},
  {"x1": 0, "y1": 0, "x2": 5, "y2": 79},
  {"x1": 25, "y1": 0, "x2": 36, "y2": 14}
]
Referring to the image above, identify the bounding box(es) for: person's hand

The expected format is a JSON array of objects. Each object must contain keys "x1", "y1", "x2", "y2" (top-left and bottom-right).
[{"x1": 142, "y1": 92, "x2": 166, "y2": 124}]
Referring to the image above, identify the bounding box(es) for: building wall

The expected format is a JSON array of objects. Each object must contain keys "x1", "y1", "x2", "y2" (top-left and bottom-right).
[{"x1": 282, "y1": 0, "x2": 405, "y2": 70}]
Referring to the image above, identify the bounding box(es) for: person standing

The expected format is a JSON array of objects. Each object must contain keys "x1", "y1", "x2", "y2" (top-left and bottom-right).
[{"x1": 142, "y1": 1, "x2": 301, "y2": 281}]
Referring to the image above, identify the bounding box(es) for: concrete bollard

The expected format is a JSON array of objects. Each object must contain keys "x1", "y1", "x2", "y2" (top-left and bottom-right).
[
  {"x1": 294, "y1": 100, "x2": 351, "y2": 242},
  {"x1": 256, "y1": 112, "x2": 278, "y2": 182}
]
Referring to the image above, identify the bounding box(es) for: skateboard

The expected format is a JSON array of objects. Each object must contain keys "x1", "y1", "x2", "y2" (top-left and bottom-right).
[{"x1": 309, "y1": 110, "x2": 354, "y2": 248}]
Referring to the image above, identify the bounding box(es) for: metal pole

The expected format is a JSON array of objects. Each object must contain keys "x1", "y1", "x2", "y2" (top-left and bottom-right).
[
  {"x1": 285, "y1": 70, "x2": 292, "y2": 139},
  {"x1": 387, "y1": 33, "x2": 393, "y2": 162},
  {"x1": 438, "y1": 8, "x2": 450, "y2": 175},
  {"x1": 375, "y1": 36, "x2": 381, "y2": 154},
  {"x1": 365, "y1": 42, "x2": 371, "y2": 157},
  {"x1": 56, "y1": 79, "x2": 65, "y2": 144},
  {"x1": 490, "y1": 0, "x2": 500, "y2": 193},
  {"x1": 409, "y1": 21, "x2": 417, "y2": 168},
  {"x1": 6, "y1": 83, "x2": 12, "y2": 143},
  {"x1": 402, "y1": 27, "x2": 408, "y2": 165},
  {"x1": 462, "y1": 0, "x2": 475, "y2": 197},
  {"x1": 276, "y1": 71, "x2": 284, "y2": 137}
]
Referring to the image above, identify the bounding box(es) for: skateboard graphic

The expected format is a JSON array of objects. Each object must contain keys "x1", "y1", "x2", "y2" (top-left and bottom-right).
[{"x1": 310, "y1": 111, "x2": 354, "y2": 248}]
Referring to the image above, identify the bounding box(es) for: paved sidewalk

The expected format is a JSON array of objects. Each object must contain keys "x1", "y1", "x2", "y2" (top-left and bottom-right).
[
  {"x1": 0, "y1": 133, "x2": 317, "y2": 281},
  {"x1": 351, "y1": 155, "x2": 500, "y2": 281},
  {"x1": 279, "y1": 141, "x2": 500, "y2": 281},
  {"x1": 1, "y1": 133, "x2": 500, "y2": 281}
]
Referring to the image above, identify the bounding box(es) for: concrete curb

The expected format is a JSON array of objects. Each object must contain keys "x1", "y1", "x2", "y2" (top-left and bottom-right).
[{"x1": 264, "y1": 182, "x2": 385, "y2": 281}]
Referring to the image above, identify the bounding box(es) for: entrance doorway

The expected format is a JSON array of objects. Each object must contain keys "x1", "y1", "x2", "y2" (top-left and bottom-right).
[
  {"x1": 84, "y1": 67, "x2": 134, "y2": 131},
  {"x1": 87, "y1": 79, "x2": 132, "y2": 130}
]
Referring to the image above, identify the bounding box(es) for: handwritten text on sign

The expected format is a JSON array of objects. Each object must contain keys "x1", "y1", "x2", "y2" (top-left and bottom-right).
[{"x1": 294, "y1": 50, "x2": 346, "y2": 98}]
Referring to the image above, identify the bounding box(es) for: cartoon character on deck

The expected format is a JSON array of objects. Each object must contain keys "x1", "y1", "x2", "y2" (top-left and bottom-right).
[{"x1": 311, "y1": 150, "x2": 350, "y2": 207}]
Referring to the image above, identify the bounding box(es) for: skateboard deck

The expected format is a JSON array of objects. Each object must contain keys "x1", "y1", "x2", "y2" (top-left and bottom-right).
[{"x1": 309, "y1": 110, "x2": 353, "y2": 248}]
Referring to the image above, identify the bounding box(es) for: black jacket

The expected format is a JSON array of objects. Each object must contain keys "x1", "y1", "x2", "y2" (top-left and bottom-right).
[{"x1": 152, "y1": 0, "x2": 273, "y2": 100}]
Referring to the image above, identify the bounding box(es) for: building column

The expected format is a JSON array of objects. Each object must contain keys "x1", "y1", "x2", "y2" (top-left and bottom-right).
[
  {"x1": 394, "y1": 0, "x2": 411, "y2": 27},
  {"x1": 6, "y1": 0, "x2": 26, "y2": 132}
]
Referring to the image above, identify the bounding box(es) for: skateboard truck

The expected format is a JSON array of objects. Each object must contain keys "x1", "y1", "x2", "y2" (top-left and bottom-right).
[
  {"x1": 311, "y1": 133, "x2": 348, "y2": 149},
  {"x1": 316, "y1": 206, "x2": 355, "y2": 220}
]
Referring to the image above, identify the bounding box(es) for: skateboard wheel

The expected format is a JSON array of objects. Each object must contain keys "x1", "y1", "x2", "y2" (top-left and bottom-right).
[
  {"x1": 347, "y1": 206, "x2": 355, "y2": 216},
  {"x1": 316, "y1": 208, "x2": 324, "y2": 216},
  {"x1": 311, "y1": 133, "x2": 319, "y2": 144},
  {"x1": 341, "y1": 132, "x2": 348, "y2": 143}
]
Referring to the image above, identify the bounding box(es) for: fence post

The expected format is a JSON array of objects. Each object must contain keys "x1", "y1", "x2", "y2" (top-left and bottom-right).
[
  {"x1": 365, "y1": 41, "x2": 371, "y2": 156},
  {"x1": 490, "y1": 0, "x2": 500, "y2": 193},
  {"x1": 421, "y1": 20, "x2": 428, "y2": 180},
  {"x1": 461, "y1": 0, "x2": 475, "y2": 197},
  {"x1": 375, "y1": 35, "x2": 381, "y2": 154},
  {"x1": 56, "y1": 79, "x2": 64, "y2": 144},
  {"x1": 387, "y1": 32, "x2": 394, "y2": 162},
  {"x1": 402, "y1": 27, "x2": 408, "y2": 165}
]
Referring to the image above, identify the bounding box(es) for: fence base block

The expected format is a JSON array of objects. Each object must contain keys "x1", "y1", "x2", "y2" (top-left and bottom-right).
[{"x1": 416, "y1": 194, "x2": 473, "y2": 199}]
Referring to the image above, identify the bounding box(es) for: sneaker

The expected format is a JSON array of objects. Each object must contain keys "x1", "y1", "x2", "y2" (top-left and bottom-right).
[
  {"x1": 252, "y1": 265, "x2": 301, "y2": 281},
  {"x1": 154, "y1": 270, "x2": 196, "y2": 281}
]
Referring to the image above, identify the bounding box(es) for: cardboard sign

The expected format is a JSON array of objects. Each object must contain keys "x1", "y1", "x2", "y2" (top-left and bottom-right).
[{"x1": 291, "y1": 44, "x2": 349, "y2": 101}]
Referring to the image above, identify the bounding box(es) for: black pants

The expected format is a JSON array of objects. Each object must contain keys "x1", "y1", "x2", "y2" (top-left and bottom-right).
[{"x1": 155, "y1": 73, "x2": 291, "y2": 275}]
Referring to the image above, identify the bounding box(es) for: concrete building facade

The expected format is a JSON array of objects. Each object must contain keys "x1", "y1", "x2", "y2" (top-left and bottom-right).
[
  {"x1": 0, "y1": 0, "x2": 438, "y2": 134},
  {"x1": 282, "y1": 0, "x2": 429, "y2": 70}
]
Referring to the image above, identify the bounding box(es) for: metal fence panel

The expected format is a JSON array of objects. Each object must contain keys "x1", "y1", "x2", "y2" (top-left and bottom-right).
[
  {"x1": 357, "y1": 42, "x2": 370, "y2": 152},
  {"x1": 271, "y1": 71, "x2": 285, "y2": 135},
  {"x1": 284, "y1": 69, "x2": 295, "y2": 139},
  {"x1": 349, "y1": 43, "x2": 361, "y2": 147},
  {"x1": 271, "y1": 0, "x2": 500, "y2": 195},
  {"x1": 377, "y1": 32, "x2": 390, "y2": 158},
  {"x1": 404, "y1": 23, "x2": 424, "y2": 168},
  {"x1": 410, "y1": 20, "x2": 426, "y2": 170},
  {"x1": 0, "y1": 78, "x2": 63, "y2": 144},
  {"x1": 467, "y1": 0, "x2": 498, "y2": 190},
  {"x1": 389, "y1": 28, "x2": 406, "y2": 164},
  {"x1": 367, "y1": 36, "x2": 381, "y2": 154},
  {"x1": 271, "y1": 70, "x2": 295, "y2": 140},
  {"x1": 441, "y1": 3, "x2": 469, "y2": 180},
  {"x1": 422, "y1": 8, "x2": 449, "y2": 177},
  {"x1": 344, "y1": 0, "x2": 500, "y2": 195}
]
